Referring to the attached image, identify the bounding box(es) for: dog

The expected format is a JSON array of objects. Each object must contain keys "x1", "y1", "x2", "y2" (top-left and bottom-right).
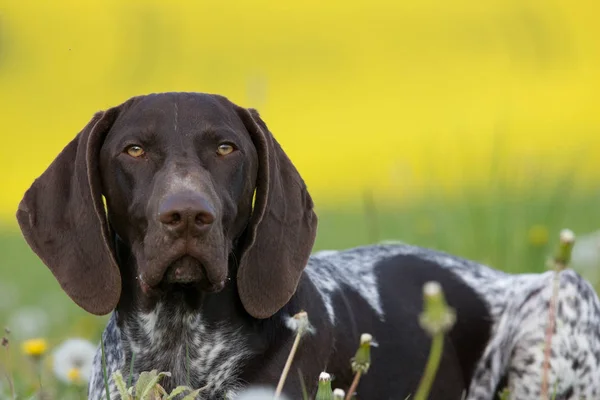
[{"x1": 16, "y1": 92, "x2": 600, "y2": 399}]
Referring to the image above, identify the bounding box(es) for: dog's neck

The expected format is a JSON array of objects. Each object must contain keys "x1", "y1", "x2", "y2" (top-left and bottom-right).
[{"x1": 111, "y1": 236, "x2": 261, "y2": 396}]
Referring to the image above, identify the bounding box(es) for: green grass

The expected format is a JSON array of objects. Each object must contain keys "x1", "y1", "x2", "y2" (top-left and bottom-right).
[{"x1": 0, "y1": 186, "x2": 599, "y2": 398}]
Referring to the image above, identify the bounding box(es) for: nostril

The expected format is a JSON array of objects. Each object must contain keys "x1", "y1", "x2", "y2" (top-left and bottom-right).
[
  {"x1": 158, "y1": 192, "x2": 216, "y2": 232},
  {"x1": 159, "y1": 211, "x2": 183, "y2": 226},
  {"x1": 168, "y1": 212, "x2": 181, "y2": 225},
  {"x1": 196, "y1": 211, "x2": 215, "y2": 226}
]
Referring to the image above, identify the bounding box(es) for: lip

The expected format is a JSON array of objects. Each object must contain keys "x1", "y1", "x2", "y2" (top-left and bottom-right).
[
  {"x1": 164, "y1": 257, "x2": 205, "y2": 284},
  {"x1": 139, "y1": 254, "x2": 227, "y2": 294}
]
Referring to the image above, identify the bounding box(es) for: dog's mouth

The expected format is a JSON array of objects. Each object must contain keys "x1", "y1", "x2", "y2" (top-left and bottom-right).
[{"x1": 139, "y1": 255, "x2": 226, "y2": 296}]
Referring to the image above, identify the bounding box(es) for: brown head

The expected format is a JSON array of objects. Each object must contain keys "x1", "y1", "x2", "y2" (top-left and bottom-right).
[{"x1": 16, "y1": 92, "x2": 318, "y2": 319}]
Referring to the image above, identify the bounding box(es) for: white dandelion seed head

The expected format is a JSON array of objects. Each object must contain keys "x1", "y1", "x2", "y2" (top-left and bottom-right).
[
  {"x1": 7, "y1": 306, "x2": 49, "y2": 340},
  {"x1": 284, "y1": 312, "x2": 315, "y2": 335},
  {"x1": 560, "y1": 229, "x2": 575, "y2": 244},
  {"x1": 360, "y1": 333, "x2": 373, "y2": 345},
  {"x1": 231, "y1": 386, "x2": 289, "y2": 400},
  {"x1": 52, "y1": 338, "x2": 97, "y2": 384},
  {"x1": 319, "y1": 371, "x2": 331, "y2": 381},
  {"x1": 423, "y1": 281, "x2": 442, "y2": 297},
  {"x1": 0, "y1": 282, "x2": 19, "y2": 312},
  {"x1": 333, "y1": 388, "x2": 346, "y2": 398}
]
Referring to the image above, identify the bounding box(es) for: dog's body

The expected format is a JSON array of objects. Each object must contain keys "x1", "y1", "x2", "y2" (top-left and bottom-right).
[
  {"x1": 17, "y1": 92, "x2": 600, "y2": 400},
  {"x1": 88, "y1": 244, "x2": 492, "y2": 399}
]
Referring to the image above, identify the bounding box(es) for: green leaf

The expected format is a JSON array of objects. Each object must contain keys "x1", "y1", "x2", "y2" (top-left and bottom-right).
[
  {"x1": 139, "y1": 371, "x2": 172, "y2": 400},
  {"x1": 112, "y1": 370, "x2": 131, "y2": 400},
  {"x1": 134, "y1": 370, "x2": 156, "y2": 399},
  {"x1": 181, "y1": 388, "x2": 202, "y2": 400},
  {"x1": 166, "y1": 386, "x2": 193, "y2": 399}
]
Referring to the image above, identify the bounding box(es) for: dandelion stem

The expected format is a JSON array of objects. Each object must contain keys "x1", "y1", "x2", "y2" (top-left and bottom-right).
[
  {"x1": 38, "y1": 361, "x2": 43, "y2": 390},
  {"x1": 413, "y1": 333, "x2": 444, "y2": 400},
  {"x1": 3, "y1": 339, "x2": 16, "y2": 400},
  {"x1": 274, "y1": 329, "x2": 303, "y2": 398},
  {"x1": 541, "y1": 267, "x2": 560, "y2": 398},
  {"x1": 101, "y1": 335, "x2": 111, "y2": 400},
  {"x1": 344, "y1": 371, "x2": 362, "y2": 400},
  {"x1": 541, "y1": 229, "x2": 574, "y2": 399}
]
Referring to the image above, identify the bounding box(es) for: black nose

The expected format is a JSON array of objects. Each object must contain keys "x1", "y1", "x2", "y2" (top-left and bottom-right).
[{"x1": 158, "y1": 192, "x2": 215, "y2": 235}]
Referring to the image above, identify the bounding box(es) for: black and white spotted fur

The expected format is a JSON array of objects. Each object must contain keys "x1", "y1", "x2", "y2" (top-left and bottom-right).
[{"x1": 89, "y1": 243, "x2": 600, "y2": 400}]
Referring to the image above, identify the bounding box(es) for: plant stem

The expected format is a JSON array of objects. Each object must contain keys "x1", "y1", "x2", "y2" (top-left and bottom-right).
[
  {"x1": 541, "y1": 269, "x2": 561, "y2": 399},
  {"x1": 101, "y1": 336, "x2": 111, "y2": 400},
  {"x1": 274, "y1": 331, "x2": 303, "y2": 398},
  {"x1": 298, "y1": 369, "x2": 309, "y2": 400},
  {"x1": 413, "y1": 333, "x2": 444, "y2": 400},
  {"x1": 344, "y1": 371, "x2": 362, "y2": 400},
  {"x1": 127, "y1": 351, "x2": 136, "y2": 388},
  {"x1": 4, "y1": 344, "x2": 15, "y2": 400}
]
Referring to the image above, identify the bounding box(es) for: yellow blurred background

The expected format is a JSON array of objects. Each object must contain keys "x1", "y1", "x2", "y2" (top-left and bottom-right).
[{"x1": 0, "y1": 0, "x2": 599, "y2": 225}]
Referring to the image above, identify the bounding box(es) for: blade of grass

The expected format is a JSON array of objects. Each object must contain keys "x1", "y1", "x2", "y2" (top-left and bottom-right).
[{"x1": 101, "y1": 335, "x2": 111, "y2": 400}]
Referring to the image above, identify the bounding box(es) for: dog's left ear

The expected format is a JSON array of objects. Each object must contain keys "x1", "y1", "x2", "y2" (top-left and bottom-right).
[{"x1": 235, "y1": 107, "x2": 318, "y2": 319}]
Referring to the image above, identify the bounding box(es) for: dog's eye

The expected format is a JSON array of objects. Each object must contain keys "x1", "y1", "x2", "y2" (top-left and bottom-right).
[
  {"x1": 217, "y1": 143, "x2": 235, "y2": 156},
  {"x1": 125, "y1": 145, "x2": 145, "y2": 158}
]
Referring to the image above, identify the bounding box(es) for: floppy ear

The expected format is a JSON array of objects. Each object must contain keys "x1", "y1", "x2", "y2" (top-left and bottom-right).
[
  {"x1": 235, "y1": 107, "x2": 318, "y2": 319},
  {"x1": 16, "y1": 108, "x2": 122, "y2": 316}
]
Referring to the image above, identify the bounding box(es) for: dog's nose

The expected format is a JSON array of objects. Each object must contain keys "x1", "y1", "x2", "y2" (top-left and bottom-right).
[{"x1": 158, "y1": 193, "x2": 215, "y2": 235}]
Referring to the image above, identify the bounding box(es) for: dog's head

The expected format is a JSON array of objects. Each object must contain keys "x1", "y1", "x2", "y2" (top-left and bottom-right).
[{"x1": 16, "y1": 92, "x2": 317, "y2": 319}]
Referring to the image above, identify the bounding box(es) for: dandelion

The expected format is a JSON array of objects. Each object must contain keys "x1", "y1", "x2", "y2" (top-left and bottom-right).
[
  {"x1": 275, "y1": 311, "x2": 311, "y2": 399},
  {"x1": 346, "y1": 333, "x2": 373, "y2": 400},
  {"x1": 8, "y1": 306, "x2": 49, "y2": 340},
  {"x1": 21, "y1": 338, "x2": 48, "y2": 391},
  {"x1": 52, "y1": 338, "x2": 97, "y2": 385},
  {"x1": 541, "y1": 229, "x2": 576, "y2": 398},
  {"x1": 21, "y1": 338, "x2": 48, "y2": 358},
  {"x1": 232, "y1": 386, "x2": 289, "y2": 399},
  {"x1": 333, "y1": 388, "x2": 346, "y2": 399},
  {"x1": 414, "y1": 281, "x2": 456, "y2": 400},
  {"x1": 316, "y1": 372, "x2": 333, "y2": 400},
  {"x1": 418, "y1": 281, "x2": 456, "y2": 336},
  {"x1": 0, "y1": 282, "x2": 19, "y2": 312},
  {"x1": 528, "y1": 224, "x2": 549, "y2": 247}
]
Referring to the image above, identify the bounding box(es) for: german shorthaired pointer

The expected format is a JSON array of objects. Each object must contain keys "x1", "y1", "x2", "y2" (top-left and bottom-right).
[{"x1": 17, "y1": 92, "x2": 600, "y2": 399}]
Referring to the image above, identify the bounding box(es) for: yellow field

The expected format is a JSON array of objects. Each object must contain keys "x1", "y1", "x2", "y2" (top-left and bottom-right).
[{"x1": 0, "y1": 0, "x2": 599, "y2": 224}]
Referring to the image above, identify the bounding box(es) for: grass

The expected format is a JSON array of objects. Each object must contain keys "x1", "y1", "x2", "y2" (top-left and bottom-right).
[{"x1": 0, "y1": 184, "x2": 599, "y2": 399}]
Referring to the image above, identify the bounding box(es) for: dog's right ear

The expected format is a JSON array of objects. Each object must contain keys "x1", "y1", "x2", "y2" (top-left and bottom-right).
[{"x1": 16, "y1": 107, "x2": 123, "y2": 316}]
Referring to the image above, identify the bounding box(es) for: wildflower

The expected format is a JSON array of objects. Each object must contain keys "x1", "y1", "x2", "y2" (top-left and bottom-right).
[
  {"x1": 418, "y1": 281, "x2": 456, "y2": 336},
  {"x1": 8, "y1": 306, "x2": 49, "y2": 340},
  {"x1": 414, "y1": 281, "x2": 455, "y2": 400},
  {"x1": 275, "y1": 311, "x2": 311, "y2": 398},
  {"x1": 553, "y1": 229, "x2": 575, "y2": 267},
  {"x1": 21, "y1": 338, "x2": 48, "y2": 358},
  {"x1": 0, "y1": 282, "x2": 19, "y2": 311},
  {"x1": 351, "y1": 334, "x2": 372, "y2": 374},
  {"x1": 333, "y1": 388, "x2": 346, "y2": 399},
  {"x1": 284, "y1": 310, "x2": 314, "y2": 335},
  {"x1": 528, "y1": 225, "x2": 549, "y2": 247},
  {"x1": 316, "y1": 372, "x2": 333, "y2": 400},
  {"x1": 52, "y1": 338, "x2": 97, "y2": 385},
  {"x1": 346, "y1": 333, "x2": 374, "y2": 400},
  {"x1": 232, "y1": 386, "x2": 289, "y2": 399}
]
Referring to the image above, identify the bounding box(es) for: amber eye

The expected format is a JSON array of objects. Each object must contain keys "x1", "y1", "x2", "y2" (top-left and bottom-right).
[
  {"x1": 125, "y1": 145, "x2": 145, "y2": 158},
  {"x1": 217, "y1": 143, "x2": 235, "y2": 156}
]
